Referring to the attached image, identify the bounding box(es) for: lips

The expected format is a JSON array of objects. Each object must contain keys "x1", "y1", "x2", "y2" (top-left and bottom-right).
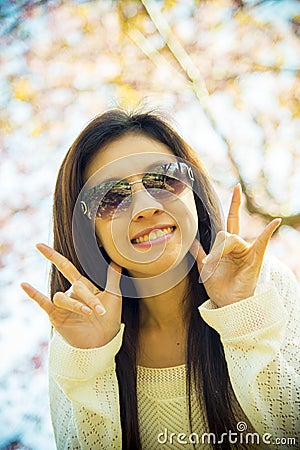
[{"x1": 131, "y1": 226, "x2": 176, "y2": 245}]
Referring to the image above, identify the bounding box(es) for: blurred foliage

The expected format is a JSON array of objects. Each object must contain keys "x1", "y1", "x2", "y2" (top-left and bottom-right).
[
  {"x1": 1, "y1": 2, "x2": 300, "y2": 446},
  {"x1": 2, "y1": 0, "x2": 299, "y2": 225}
]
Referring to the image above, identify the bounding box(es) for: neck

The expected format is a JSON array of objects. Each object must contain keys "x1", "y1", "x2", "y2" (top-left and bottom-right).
[
  {"x1": 139, "y1": 275, "x2": 189, "y2": 331},
  {"x1": 127, "y1": 256, "x2": 192, "y2": 331}
]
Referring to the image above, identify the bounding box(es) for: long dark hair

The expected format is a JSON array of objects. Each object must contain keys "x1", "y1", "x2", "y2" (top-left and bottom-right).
[{"x1": 50, "y1": 109, "x2": 249, "y2": 449}]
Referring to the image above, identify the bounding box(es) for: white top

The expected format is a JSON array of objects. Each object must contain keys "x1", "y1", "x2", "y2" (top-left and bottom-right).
[{"x1": 48, "y1": 257, "x2": 300, "y2": 449}]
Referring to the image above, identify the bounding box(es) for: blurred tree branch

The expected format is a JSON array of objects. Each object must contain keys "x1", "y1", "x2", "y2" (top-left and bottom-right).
[
  {"x1": 0, "y1": 0, "x2": 60, "y2": 37},
  {"x1": 2, "y1": 0, "x2": 300, "y2": 229},
  {"x1": 137, "y1": 0, "x2": 300, "y2": 228}
]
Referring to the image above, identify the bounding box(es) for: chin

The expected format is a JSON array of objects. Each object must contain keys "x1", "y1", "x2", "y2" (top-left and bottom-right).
[{"x1": 129, "y1": 247, "x2": 189, "y2": 278}]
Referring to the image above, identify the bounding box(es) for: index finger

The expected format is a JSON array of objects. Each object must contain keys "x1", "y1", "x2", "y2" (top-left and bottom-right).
[
  {"x1": 227, "y1": 183, "x2": 242, "y2": 235},
  {"x1": 36, "y1": 243, "x2": 83, "y2": 284}
]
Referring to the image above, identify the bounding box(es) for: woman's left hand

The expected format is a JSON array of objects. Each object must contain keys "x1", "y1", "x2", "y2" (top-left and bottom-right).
[{"x1": 190, "y1": 184, "x2": 281, "y2": 308}]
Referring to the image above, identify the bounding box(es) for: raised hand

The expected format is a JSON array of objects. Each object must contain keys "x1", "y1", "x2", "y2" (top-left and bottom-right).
[
  {"x1": 190, "y1": 184, "x2": 281, "y2": 307},
  {"x1": 21, "y1": 243, "x2": 123, "y2": 348}
]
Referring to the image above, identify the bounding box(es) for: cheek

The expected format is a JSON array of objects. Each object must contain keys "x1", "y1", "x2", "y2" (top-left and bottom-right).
[
  {"x1": 94, "y1": 222, "x2": 106, "y2": 246},
  {"x1": 187, "y1": 197, "x2": 198, "y2": 228},
  {"x1": 94, "y1": 221, "x2": 116, "y2": 256},
  {"x1": 169, "y1": 192, "x2": 198, "y2": 237},
  {"x1": 95, "y1": 220, "x2": 131, "y2": 263}
]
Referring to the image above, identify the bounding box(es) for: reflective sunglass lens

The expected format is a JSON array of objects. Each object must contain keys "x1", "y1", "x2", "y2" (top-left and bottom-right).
[
  {"x1": 96, "y1": 181, "x2": 131, "y2": 219},
  {"x1": 83, "y1": 162, "x2": 194, "y2": 219},
  {"x1": 164, "y1": 176, "x2": 186, "y2": 194}
]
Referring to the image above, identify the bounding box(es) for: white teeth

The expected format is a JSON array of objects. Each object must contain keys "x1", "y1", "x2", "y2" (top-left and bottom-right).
[
  {"x1": 151, "y1": 229, "x2": 164, "y2": 238},
  {"x1": 132, "y1": 227, "x2": 174, "y2": 244}
]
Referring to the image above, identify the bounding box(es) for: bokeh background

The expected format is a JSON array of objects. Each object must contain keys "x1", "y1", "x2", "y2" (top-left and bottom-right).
[{"x1": 1, "y1": 0, "x2": 300, "y2": 448}]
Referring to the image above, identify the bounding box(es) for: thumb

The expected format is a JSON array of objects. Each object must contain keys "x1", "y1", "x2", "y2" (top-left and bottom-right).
[
  {"x1": 189, "y1": 239, "x2": 207, "y2": 270},
  {"x1": 105, "y1": 261, "x2": 122, "y2": 297}
]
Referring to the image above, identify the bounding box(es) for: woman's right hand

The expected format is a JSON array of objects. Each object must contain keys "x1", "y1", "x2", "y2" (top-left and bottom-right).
[{"x1": 21, "y1": 243, "x2": 123, "y2": 349}]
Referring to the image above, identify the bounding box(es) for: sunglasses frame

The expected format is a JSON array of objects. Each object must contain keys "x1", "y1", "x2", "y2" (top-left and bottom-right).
[{"x1": 80, "y1": 161, "x2": 195, "y2": 220}]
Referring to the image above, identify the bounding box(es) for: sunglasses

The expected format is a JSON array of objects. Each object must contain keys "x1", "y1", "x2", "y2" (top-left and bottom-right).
[{"x1": 80, "y1": 161, "x2": 195, "y2": 220}]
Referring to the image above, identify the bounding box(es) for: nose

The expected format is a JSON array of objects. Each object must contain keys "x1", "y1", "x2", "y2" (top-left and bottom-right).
[{"x1": 130, "y1": 183, "x2": 163, "y2": 221}]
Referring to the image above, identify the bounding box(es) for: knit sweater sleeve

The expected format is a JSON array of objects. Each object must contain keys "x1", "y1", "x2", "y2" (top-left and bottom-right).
[
  {"x1": 48, "y1": 324, "x2": 125, "y2": 450},
  {"x1": 199, "y1": 257, "x2": 300, "y2": 442}
]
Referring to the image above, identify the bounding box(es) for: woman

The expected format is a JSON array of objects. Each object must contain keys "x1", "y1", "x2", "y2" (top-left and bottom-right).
[{"x1": 21, "y1": 109, "x2": 300, "y2": 450}]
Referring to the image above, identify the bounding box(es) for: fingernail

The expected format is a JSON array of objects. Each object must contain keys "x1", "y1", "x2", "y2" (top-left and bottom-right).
[
  {"x1": 81, "y1": 305, "x2": 92, "y2": 315},
  {"x1": 36, "y1": 243, "x2": 50, "y2": 251},
  {"x1": 20, "y1": 282, "x2": 32, "y2": 294},
  {"x1": 95, "y1": 305, "x2": 106, "y2": 315}
]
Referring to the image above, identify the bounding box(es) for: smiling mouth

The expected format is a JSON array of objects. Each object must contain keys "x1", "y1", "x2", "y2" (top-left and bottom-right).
[{"x1": 131, "y1": 226, "x2": 176, "y2": 246}]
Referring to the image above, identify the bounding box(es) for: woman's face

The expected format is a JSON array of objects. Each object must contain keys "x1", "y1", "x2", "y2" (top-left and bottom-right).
[{"x1": 84, "y1": 133, "x2": 198, "y2": 278}]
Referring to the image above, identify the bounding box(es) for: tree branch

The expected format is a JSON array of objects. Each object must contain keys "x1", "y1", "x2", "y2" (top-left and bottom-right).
[
  {"x1": 139, "y1": 0, "x2": 300, "y2": 229},
  {"x1": 0, "y1": 0, "x2": 60, "y2": 38}
]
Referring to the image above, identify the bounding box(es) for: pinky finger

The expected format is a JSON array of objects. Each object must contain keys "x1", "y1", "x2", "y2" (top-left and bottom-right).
[
  {"x1": 20, "y1": 282, "x2": 55, "y2": 315},
  {"x1": 254, "y1": 218, "x2": 282, "y2": 255}
]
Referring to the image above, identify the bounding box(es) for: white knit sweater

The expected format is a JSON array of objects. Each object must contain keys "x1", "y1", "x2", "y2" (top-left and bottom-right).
[{"x1": 48, "y1": 257, "x2": 300, "y2": 449}]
